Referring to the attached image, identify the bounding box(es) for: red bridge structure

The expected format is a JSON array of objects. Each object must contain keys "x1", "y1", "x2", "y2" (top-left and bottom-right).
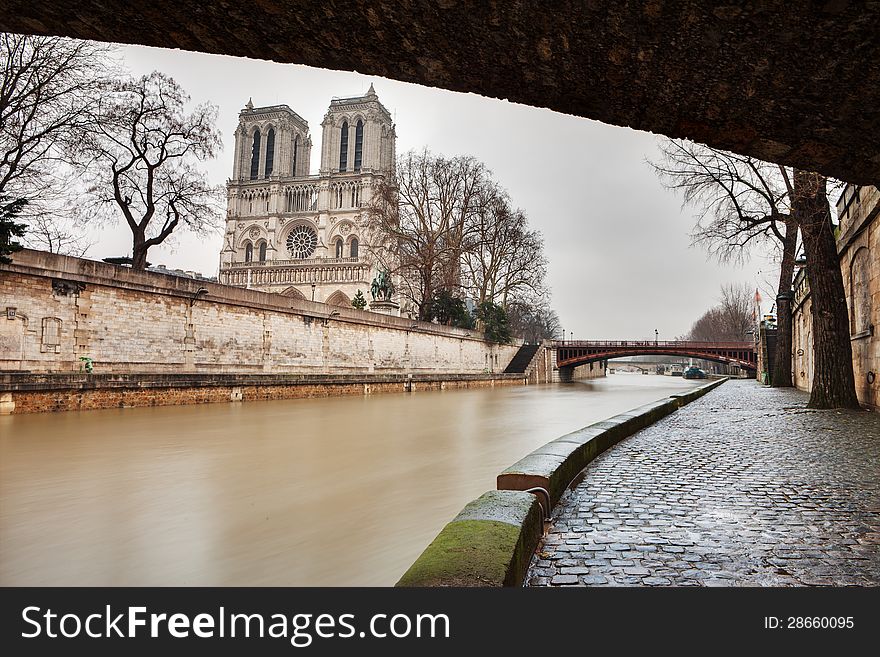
[{"x1": 555, "y1": 340, "x2": 757, "y2": 375}]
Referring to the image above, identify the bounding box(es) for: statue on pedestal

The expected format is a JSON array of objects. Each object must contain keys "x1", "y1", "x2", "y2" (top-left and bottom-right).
[{"x1": 370, "y1": 268, "x2": 394, "y2": 301}]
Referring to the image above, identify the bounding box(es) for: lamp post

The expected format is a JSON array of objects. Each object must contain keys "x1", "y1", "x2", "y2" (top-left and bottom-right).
[
  {"x1": 311, "y1": 283, "x2": 316, "y2": 302},
  {"x1": 655, "y1": 329, "x2": 658, "y2": 345}
]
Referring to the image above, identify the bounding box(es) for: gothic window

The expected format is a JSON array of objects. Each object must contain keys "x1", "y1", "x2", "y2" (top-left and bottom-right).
[
  {"x1": 286, "y1": 225, "x2": 318, "y2": 259},
  {"x1": 250, "y1": 130, "x2": 261, "y2": 180},
  {"x1": 265, "y1": 128, "x2": 275, "y2": 177},
  {"x1": 258, "y1": 241, "x2": 267, "y2": 262},
  {"x1": 350, "y1": 238, "x2": 359, "y2": 259},
  {"x1": 851, "y1": 247, "x2": 872, "y2": 335},
  {"x1": 244, "y1": 242, "x2": 253, "y2": 263},
  {"x1": 339, "y1": 121, "x2": 348, "y2": 172},
  {"x1": 335, "y1": 238, "x2": 344, "y2": 258},
  {"x1": 354, "y1": 120, "x2": 363, "y2": 171},
  {"x1": 292, "y1": 134, "x2": 298, "y2": 175}
]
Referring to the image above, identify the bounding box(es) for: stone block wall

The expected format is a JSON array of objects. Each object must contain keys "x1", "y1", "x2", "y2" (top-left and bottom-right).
[{"x1": 0, "y1": 250, "x2": 520, "y2": 376}]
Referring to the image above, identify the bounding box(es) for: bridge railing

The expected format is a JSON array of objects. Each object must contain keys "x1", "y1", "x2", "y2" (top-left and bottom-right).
[{"x1": 551, "y1": 340, "x2": 754, "y2": 349}]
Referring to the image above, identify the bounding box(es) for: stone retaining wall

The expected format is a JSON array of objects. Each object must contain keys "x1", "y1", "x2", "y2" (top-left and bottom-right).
[
  {"x1": 0, "y1": 371, "x2": 525, "y2": 415},
  {"x1": 1, "y1": 249, "x2": 519, "y2": 377}
]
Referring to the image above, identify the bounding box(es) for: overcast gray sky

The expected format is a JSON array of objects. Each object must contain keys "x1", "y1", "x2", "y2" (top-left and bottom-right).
[{"x1": 84, "y1": 43, "x2": 777, "y2": 340}]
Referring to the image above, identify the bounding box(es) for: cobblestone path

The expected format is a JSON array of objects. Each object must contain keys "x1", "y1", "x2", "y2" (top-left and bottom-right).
[{"x1": 527, "y1": 380, "x2": 880, "y2": 586}]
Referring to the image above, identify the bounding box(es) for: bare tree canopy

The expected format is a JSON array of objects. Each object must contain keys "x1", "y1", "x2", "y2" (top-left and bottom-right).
[
  {"x1": 651, "y1": 138, "x2": 799, "y2": 387},
  {"x1": 0, "y1": 33, "x2": 114, "y2": 255},
  {"x1": 368, "y1": 149, "x2": 485, "y2": 320},
  {"x1": 683, "y1": 283, "x2": 753, "y2": 342},
  {"x1": 368, "y1": 148, "x2": 549, "y2": 325},
  {"x1": 507, "y1": 299, "x2": 560, "y2": 344},
  {"x1": 652, "y1": 139, "x2": 795, "y2": 260},
  {"x1": 461, "y1": 182, "x2": 547, "y2": 308},
  {"x1": 77, "y1": 71, "x2": 223, "y2": 269}
]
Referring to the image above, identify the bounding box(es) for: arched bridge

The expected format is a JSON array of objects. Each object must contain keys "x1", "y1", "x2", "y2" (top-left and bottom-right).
[{"x1": 556, "y1": 340, "x2": 756, "y2": 372}]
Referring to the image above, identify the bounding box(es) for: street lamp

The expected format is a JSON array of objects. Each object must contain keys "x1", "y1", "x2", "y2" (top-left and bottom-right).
[
  {"x1": 655, "y1": 329, "x2": 658, "y2": 345},
  {"x1": 311, "y1": 283, "x2": 316, "y2": 301}
]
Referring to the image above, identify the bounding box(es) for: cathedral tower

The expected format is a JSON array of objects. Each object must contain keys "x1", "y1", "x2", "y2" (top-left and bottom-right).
[
  {"x1": 319, "y1": 84, "x2": 396, "y2": 176},
  {"x1": 219, "y1": 88, "x2": 397, "y2": 309}
]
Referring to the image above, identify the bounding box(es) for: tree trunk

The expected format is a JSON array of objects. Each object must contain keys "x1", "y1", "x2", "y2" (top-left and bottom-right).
[
  {"x1": 132, "y1": 233, "x2": 148, "y2": 270},
  {"x1": 771, "y1": 217, "x2": 797, "y2": 387},
  {"x1": 792, "y1": 170, "x2": 860, "y2": 409}
]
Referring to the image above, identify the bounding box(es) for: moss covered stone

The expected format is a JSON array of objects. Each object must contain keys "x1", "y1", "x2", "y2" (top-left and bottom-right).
[{"x1": 397, "y1": 490, "x2": 542, "y2": 587}]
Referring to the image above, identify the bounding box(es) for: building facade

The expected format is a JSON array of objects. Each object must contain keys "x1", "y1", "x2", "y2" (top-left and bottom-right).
[
  {"x1": 219, "y1": 85, "x2": 396, "y2": 307},
  {"x1": 791, "y1": 184, "x2": 879, "y2": 409}
]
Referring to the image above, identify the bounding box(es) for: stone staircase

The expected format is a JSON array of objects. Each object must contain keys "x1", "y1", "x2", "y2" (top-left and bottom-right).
[{"x1": 503, "y1": 344, "x2": 541, "y2": 374}]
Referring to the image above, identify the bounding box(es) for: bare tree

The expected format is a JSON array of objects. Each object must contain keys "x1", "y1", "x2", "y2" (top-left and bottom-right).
[
  {"x1": 651, "y1": 139, "x2": 798, "y2": 386},
  {"x1": 1, "y1": 33, "x2": 114, "y2": 249},
  {"x1": 367, "y1": 149, "x2": 486, "y2": 319},
  {"x1": 685, "y1": 283, "x2": 753, "y2": 342},
  {"x1": 77, "y1": 71, "x2": 223, "y2": 269},
  {"x1": 792, "y1": 170, "x2": 859, "y2": 409},
  {"x1": 23, "y1": 209, "x2": 92, "y2": 256},
  {"x1": 507, "y1": 298, "x2": 560, "y2": 344},
  {"x1": 461, "y1": 183, "x2": 548, "y2": 308}
]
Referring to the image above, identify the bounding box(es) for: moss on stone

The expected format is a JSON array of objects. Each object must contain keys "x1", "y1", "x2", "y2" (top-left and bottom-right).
[{"x1": 396, "y1": 519, "x2": 522, "y2": 587}]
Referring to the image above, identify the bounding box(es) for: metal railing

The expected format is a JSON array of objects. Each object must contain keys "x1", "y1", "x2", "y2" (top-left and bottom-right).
[{"x1": 551, "y1": 340, "x2": 753, "y2": 349}]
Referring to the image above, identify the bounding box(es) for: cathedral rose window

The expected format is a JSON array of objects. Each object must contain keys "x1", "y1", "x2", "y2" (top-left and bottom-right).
[{"x1": 287, "y1": 225, "x2": 318, "y2": 259}]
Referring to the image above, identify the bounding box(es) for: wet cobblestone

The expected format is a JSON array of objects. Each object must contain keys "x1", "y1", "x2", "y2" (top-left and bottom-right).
[{"x1": 526, "y1": 380, "x2": 880, "y2": 587}]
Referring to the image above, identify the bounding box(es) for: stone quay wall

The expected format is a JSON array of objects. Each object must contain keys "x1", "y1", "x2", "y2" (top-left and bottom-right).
[
  {"x1": 0, "y1": 250, "x2": 522, "y2": 411},
  {"x1": 0, "y1": 372, "x2": 524, "y2": 415}
]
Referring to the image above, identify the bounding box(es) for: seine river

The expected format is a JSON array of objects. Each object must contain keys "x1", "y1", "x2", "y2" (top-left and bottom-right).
[{"x1": 0, "y1": 373, "x2": 699, "y2": 586}]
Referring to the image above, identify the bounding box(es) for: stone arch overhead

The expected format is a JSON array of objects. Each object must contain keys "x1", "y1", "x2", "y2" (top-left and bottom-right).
[
  {"x1": 326, "y1": 290, "x2": 351, "y2": 307},
  {"x1": 7, "y1": 2, "x2": 880, "y2": 185},
  {"x1": 281, "y1": 286, "x2": 307, "y2": 300}
]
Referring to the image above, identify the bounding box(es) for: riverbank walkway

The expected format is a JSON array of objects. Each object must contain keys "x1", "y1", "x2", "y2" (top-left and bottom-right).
[{"x1": 527, "y1": 379, "x2": 880, "y2": 586}]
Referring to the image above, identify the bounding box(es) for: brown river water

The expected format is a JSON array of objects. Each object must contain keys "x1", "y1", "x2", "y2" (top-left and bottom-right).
[{"x1": 0, "y1": 373, "x2": 699, "y2": 586}]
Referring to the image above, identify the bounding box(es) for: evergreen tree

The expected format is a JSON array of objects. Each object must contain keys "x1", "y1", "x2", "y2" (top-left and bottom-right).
[
  {"x1": 352, "y1": 290, "x2": 367, "y2": 310},
  {"x1": 428, "y1": 289, "x2": 475, "y2": 329},
  {"x1": 476, "y1": 301, "x2": 512, "y2": 343},
  {"x1": 0, "y1": 197, "x2": 28, "y2": 264}
]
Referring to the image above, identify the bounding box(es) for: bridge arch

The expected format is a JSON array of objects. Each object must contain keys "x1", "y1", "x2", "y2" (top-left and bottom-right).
[{"x1": 556, "y1": 341, "x2": 757, "y2": 372}]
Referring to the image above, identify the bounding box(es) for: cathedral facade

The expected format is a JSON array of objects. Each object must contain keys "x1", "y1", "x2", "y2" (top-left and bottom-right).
[{"x1": 218, "y1": 85, "x2": 396, "y2": 307}]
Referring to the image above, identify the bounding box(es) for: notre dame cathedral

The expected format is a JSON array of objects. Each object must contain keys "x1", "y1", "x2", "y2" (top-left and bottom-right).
[{"x1": 219, "y1": 85, "x2": 396, "y2": 308}]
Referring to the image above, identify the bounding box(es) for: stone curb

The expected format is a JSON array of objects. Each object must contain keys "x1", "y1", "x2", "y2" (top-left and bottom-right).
[
  {"x1": 396, "y1": 377, "x2": 728, "y2": 587},
  {"x1": 396, "y1": 490, "x2": 543, "y2": 587}
]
